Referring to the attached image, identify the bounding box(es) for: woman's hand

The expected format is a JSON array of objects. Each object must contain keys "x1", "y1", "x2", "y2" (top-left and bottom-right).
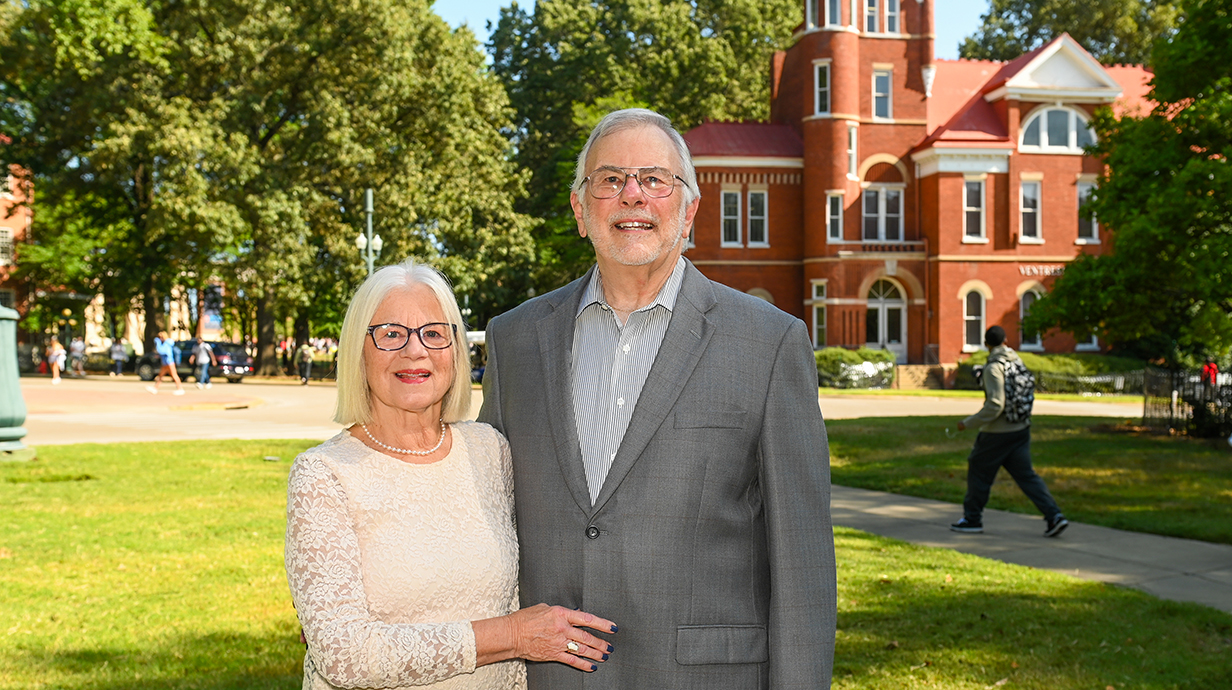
[{"x1": 473, "y1": 604, "x2": 617, "y2": 672}]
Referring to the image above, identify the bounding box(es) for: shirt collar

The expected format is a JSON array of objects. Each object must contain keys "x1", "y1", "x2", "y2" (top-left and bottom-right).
[{"x1": 577, "y1": 256, "x2": 687, "y2": 318}]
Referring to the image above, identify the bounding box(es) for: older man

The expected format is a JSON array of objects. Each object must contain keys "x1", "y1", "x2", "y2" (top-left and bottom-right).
[{"x1": 479, "y1": 108, "x2": 835, "y2": 689}]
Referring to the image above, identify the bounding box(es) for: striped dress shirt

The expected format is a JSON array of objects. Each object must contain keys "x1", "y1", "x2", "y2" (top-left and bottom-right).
[{"x1": 571, "y1": 258, "x2": 686, "y2": 503}]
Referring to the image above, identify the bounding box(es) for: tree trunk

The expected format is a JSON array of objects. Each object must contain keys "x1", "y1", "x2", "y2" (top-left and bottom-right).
[
  {"x1": 294, "y1": 312, "x2": 310, "y2": 349},
  {"x1": 142, "y1": 282, "x2": 162, "y2": 354},
  {"x1": 195, "y1": 286, "x2": 206, "y2": 337},
  {"x1": 255, "y1": 293, "x2": 280, "y2": 376}
]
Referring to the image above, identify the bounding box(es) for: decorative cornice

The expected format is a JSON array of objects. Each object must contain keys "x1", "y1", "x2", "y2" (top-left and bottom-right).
[
  {"x1": 911, "y1": 147, "x2": 1011, "y2": 177},
  {"x1": 691, "y1": 156, "x2": 804, "y2": 169}
]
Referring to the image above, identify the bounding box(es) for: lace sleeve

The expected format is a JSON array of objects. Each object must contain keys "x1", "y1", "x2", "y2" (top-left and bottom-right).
[{"x1": 285, "y1": 453, "x2": 478, "y2": 688}]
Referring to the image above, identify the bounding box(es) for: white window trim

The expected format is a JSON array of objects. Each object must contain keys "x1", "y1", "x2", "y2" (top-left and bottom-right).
[
  {"x1": 0, "y1": 227, "x2": 11, "y2": 267},
  {"x1": 864, "y1": 0, "x2": 879, "y2": 33},
  {"x1": 1075, "y1": 334, "x2": 1100, "y2": 352},
  {"x1": 813, "y1": 60, "x2": 832, "y2": 116},
  {"x1": 1019, "y1": 105, "x2": 1096, "y2": 155},
  {"x1": 872, "y1": 69, "x2": 893, "y2": 121},
  {"x1": 846, "y1": 124, "x2": 859, "y2": 179},
  {"x1": 826, "y1": 0, "x2": 842, "y2": 25},
  {"x1": 1019, "y1": 180, "x2": 1044, "y2": 244},
  {"x1": 1076, "y1": 180, "x2": 1100, "y2": 244},
  {"x1": 826, "y1": 192, "x2": 844, "y2": 241},
  {"x1": 809, "y1": 280, "x2": 828, "y2": 349},
  {"x1": 962, "y1": 177, "x2": 986, "y2": 242},
  {"x1": 747, "y1": 189, "x2": 769, "y2": 247},
  {"x1": 1020, "y1": 291, "x2": 1044, "y2": 352},
  {"x1": 885, "y1": 0, "x2": 899, "y2": 34},
  {"x1": 962, "y1": 291, "x2": 986, "y2": 353},
  {"x1": 861, "y1": 184, "x2": 905, "y2": 242},
  {"x1": 806, "y1": 0, "x2": 820, "y2": 27},
  {"x1": 720, "y1": 188, "x2": 742, "y2": 248},
  {"x1": 850, "y1": 0, "x2": 859, "y2": 28}
]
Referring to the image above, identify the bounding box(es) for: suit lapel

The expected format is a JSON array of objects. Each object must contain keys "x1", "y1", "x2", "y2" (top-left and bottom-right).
[
  {"x1": 591, "y1": 262, "x2": 717, "y2": 513},
  {"x1": 537, "y1": 269, "x2": 594, "y2": 516}
]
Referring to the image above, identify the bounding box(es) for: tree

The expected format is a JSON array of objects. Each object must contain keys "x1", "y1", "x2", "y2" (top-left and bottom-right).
[
  {"x1": 1023, "y1": 0, "x2": 1232, "y2": 365},
  {"x1": 490, "y1": 0, "x2": 801, "y2": 289},
  {"x1": 958, "y1": 0, "x2": 1180, "y2": 65}
]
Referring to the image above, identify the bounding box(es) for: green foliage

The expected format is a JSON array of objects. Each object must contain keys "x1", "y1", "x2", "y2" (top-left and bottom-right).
[
  {"x1": 815, "y1": 346, "x2": 897, "y2": 388},
  {"x1": 954, "y1": 351, "x2": 1145, "y2": 390},
  {"x1": 958, "y1": 0, "x2": 1180, "y2": 65},
  {"x1": 2, "y1": 439, "x2": 1230, "y2": 688},
  {"x1": 489, "y1": 0, "x2": 801, "y2": 290},
  {"x1": 828, "y1": 415, "x2": 1232, "y2": 544},
  {"x1": 815, "y1": 346, "x2": 896, "y2": 376},
  {"x1": 1023, "y1": 0, "x2": 1232, "y2": 366}
]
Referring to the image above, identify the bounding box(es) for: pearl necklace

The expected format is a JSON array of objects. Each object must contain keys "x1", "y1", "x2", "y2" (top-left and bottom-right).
[{"x1": 361, "y1": 421, "x2": 447, "y2": 456}]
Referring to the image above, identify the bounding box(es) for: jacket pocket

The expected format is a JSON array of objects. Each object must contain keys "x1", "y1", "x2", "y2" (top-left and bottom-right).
[
  {"x1": 675, "y1": 624, "x2": 768, "y2": 665},
  {"x1": 674, "y1": 409, "x2": 747, "y2": 429}
]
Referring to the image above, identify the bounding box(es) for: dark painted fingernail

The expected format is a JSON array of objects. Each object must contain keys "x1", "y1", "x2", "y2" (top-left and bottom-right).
[
  {"x1": 610, "y1": 625, "x2": 618, "y2": 633},
  {"x1": 589, "y1": 664, "x2": 598, "y2": 672},
  {"x1": 606, "y1": 643, "x2": 614, "y2": 653},
  {"x1": 601, "y1": 653, "x2": 609, "y2": 661}
]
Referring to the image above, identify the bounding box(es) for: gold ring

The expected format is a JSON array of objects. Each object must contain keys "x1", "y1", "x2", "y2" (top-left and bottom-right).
[{"x1": 566, "y1": 640, "x2": 580, "y2": 654}]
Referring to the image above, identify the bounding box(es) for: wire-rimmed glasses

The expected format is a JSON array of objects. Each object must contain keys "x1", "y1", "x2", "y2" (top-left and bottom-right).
[
  {"x1": 581, "y1": 166, "x2": 685, "y2": 199},
  {"x1": 367, "y1": 323, "x2": 457, "y2": 351}
]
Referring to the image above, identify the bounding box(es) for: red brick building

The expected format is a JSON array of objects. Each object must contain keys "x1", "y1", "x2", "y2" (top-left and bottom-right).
[
  {"x1": 682, "y1": 0, "x2": 1150, "y2": 366},
  {"x1": 1, "y1": 165, "x2": 30, "y2": 313}
]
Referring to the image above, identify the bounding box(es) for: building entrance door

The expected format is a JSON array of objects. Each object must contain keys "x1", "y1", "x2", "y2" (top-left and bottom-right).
[{"x1": 866, "y1": 279, "x2": 907, "y2": 363}]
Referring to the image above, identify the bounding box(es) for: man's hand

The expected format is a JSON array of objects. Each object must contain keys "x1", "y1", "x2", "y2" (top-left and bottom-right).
[{"x1": 956, "y1": 421, "x2": 966, "y2": 431}]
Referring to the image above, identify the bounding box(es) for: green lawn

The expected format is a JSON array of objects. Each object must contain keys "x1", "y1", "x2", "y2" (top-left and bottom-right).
[
  {"x1": 828, "y1": 415, "x2": 1232, "y2": 545},
  {"x1": 1, "y1": 440, "x2": 1229, "y2": 688},
  {"x1": 819, "y1": 387, "x2": 1145, "y2": 404}
]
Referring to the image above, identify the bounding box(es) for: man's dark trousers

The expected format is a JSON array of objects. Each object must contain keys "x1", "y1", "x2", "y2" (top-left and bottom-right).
[{"x1": 963, "y1": 427, "x2": 1061, "y2": 521}]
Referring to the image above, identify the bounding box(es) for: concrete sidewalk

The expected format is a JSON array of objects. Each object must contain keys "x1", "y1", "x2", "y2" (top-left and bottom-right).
[{"x1": 832, "y1": 485, "x2": 1232, "y2": 615}]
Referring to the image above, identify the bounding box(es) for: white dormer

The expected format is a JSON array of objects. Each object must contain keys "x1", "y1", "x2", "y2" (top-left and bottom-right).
[{"x1": 984, "y1": 34, "x2": 1124, "y2": 104}]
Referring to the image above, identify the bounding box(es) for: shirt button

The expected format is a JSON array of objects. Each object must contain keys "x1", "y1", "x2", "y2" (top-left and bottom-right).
[
  {"x1": 617, "y1": 397, "x2": 625, "y2": 406},
  {"x1": 622, "y1": 344, "x2": 630, "y2": 353},
  {"x1": 586, "y1": 525, "x2": 600, "y2": 539}
]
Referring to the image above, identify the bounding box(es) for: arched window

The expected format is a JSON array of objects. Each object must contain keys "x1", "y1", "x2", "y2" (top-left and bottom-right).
[
  {"x1": 964, "y1": 291, "x2": 984, "y2": 351},
  {"x1": 866, "y1": 279, "x2": 906, "y2": 363},
  {"x1": 1020, "y1": 107, "x2": 1096, "y2": 153},
  {"x1": 1020, "y1": 291, "x2": 1042, "y2": 350}
]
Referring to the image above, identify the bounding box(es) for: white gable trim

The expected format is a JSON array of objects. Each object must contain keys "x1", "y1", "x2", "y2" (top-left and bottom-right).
[
  {"x1": 911, "y1": 147, "x2": 1011, "y2": 177},
  {"x1": 984, "y1": 35, "x2": 1123, "y2": 104}
]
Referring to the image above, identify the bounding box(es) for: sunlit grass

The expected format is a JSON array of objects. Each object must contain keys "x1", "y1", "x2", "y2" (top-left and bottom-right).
[
  {"x1": 1, "y1": 440, "x2": 1229, "y2": 688},
  {"x1": 828, "y1": 415, "x2": 1232, "y2": 544},
  {"x1": 819, "y1": 387, "x2": 1144, "y2": 404}
]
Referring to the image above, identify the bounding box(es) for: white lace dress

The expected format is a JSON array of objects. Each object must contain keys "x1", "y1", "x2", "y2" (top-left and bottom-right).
[{"x1": 285, "y1": 421, "x2": 526, "y2": 689}]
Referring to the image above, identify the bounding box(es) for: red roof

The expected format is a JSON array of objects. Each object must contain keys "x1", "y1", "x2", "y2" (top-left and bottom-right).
[
  {"x1": 684, "y1": 121, "x2": 803, "y2": 158},
  {"x1": 1106, "y1": 64, "x2": 1154, "y2": 117}
]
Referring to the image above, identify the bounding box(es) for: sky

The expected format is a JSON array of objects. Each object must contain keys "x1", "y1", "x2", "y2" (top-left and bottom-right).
[{"x1": 433, "y1": 0, "x2": 992, "y2": 60}]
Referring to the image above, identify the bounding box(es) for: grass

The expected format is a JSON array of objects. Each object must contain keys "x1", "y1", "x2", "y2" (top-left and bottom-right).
[
  {"x1": 819, "y1": 387, "x2": 1145, "y2": 404},
  {"x1": 1, "y1": 440, "x2": 1230, "y2": 688},
  {"x1": 828, "y1": 415, "x2": 1232, "y2": 544}
]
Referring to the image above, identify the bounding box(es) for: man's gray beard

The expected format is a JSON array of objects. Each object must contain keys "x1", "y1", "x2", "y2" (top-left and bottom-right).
[{"x1": 582, "y1": 204, "x2": 686, "y2": 267}]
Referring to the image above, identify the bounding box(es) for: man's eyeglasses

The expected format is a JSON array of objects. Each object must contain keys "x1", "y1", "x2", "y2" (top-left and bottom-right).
[
  {"x1": 581, "y1": 166, "x2": 685, "y2": 199},
  {"x1": 367, "y1": 323, "x2": 457, "y2": 351}
]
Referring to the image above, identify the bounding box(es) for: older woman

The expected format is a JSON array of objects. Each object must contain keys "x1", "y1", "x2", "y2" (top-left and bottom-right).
[{"x1": 286, "y1": 259, "x2": 615, "y2": 689}]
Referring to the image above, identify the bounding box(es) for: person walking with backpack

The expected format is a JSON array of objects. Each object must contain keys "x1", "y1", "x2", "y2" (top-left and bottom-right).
[{"x1": 951, "y1": 326, "x2": 1069, "y2": 538}]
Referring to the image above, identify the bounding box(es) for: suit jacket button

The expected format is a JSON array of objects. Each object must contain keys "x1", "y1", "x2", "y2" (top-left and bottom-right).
[{"x1": 586, "y1": 525, "x2": 600, "y2": 539}]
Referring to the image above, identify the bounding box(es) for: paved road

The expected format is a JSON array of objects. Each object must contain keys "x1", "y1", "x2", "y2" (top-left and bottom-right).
[{"x1": 19, "y1": 376, "x2": 1143, "y2": 446}]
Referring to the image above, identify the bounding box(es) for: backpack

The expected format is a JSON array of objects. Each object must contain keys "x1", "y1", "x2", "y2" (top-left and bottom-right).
[{"x1": 1000, "y1": 357, "x2": 1035, "y2": 423}]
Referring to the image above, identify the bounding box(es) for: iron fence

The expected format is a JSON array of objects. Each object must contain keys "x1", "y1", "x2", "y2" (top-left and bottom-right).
[{"x1": 1143, "y1": 368, "x2": 1232, "y2": 437}]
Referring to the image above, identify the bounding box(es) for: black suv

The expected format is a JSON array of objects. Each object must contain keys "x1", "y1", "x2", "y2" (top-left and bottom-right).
[{"x1": 135, "y1": 340, "x2": 253, "y2": 383}]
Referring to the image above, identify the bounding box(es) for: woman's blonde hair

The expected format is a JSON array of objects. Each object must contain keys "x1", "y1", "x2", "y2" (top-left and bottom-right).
[{"x1": 333, "y1": 259, "x2": 473, "y2": 425}]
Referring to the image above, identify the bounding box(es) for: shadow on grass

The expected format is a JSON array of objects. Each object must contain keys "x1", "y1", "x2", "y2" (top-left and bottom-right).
[{"x1": 10, "y1": 629, "x2": 303, "y2": 690}]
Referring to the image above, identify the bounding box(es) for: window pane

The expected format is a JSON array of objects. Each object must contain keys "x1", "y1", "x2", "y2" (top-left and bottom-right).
[
  {"x1": 828, "y1": 195, "x2": 842, "y2": 239},
  {"x1": 749, "y1": 191, "x2": 765, "y2": 217},
  {"x1": 866, "y1": 306, "x2": 880, "y2": 343},
  {"x1": 1023, "y1": 117, "x2": 1040, "y2": 146},
  {"x1": 1047, "y1": 109, "x2": 1069, "y2": 147},
  {"x1": 817, "y1": 65, "x2": 829, "y2": 114},
  {"x1": 1077, "y1": 121, "x2": 1095, "y2": 148},
  {"x1": 847, "y1": 127, "x2": 858, "y2": 174},
  {"x1": 1021, "y1": 182, "x2": 1039, "y2": 238},
  {"x1": 966, "y1": 292, "x2": 982, "y2": 317},
  {"x1": 828, "y1": 0, "x2": 841, "y2": 25},
  {"x1": 1078, "y1": 183, "x2": 1096, "y2": 239},
  {"x1": 966, "y1": 318, "x2": 982, "y2": 347},
  {"x1": 866, "y1": 0, "x2": 877, "y2": 31},
  {"x1": 874, "y1": 72, "x2": 891, "y2": 118},
  {"x1": 885, "y1": 190, "x2": 901, "y2": 241},
  {"x1": 723, "y1": 192, "x2": 738, "y2": 216},
  {"x1": 863, "y1": 190, "x2": 879, "y2": 240},
  {"x1": 749, "y1": 190, "x2": 766, "y2": 245},
  {"x1": 814, "y1": 305, "x2": 826, "y2": 347},
  {"x1": 723, "y1": 219, "x2": 739, "y2": 243},
  {"x1": 749, "y1": 220, "x2": 765, "y2": 244},
  {"x1": 965, "y1": 181, "x2": 981, "y2": 208},
  {"x1": 886, "y1": 0, "x2": 898, "y2": 32},
  {"x1": 887, "y1": 307, "x2": 902, "y2": 343},
  {"x1": 808, "y1": 0, "x2": 820, "y2": 26}
]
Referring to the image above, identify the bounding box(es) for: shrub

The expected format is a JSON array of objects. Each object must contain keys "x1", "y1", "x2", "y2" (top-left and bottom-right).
[
  {"x1": 954, "y1": 351, "x2": 1146, "y2": 392},
  {"x1": 816, "y1": 347, "x2": 896, "y2": 388}
]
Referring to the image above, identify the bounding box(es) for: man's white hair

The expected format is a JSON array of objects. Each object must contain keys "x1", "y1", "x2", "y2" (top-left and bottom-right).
[{"x1": 571, "y1": 108, "x2": 700, "y2": 205}]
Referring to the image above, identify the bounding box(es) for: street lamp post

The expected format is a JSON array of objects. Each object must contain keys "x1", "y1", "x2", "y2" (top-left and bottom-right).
[{"x1": 355, "y1": 188, "x2": 383, "y2": 276}]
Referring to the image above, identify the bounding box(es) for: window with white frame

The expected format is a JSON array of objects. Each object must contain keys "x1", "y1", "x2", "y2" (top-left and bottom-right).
[
  {"x1": 812, "y1": 281, "x2": 827, "y2": 348},
  {"x1": 873, "y1": 70, "x2": 892, "y2": 119},
  {"x1": 886, "y1": 0, "x2": 899, "y2": 32},
  {"x1": 827, "y1": 194, "x2": 843, "y2": 240},
  {"x1": 846, "y1": 125, "x2": 858, "y2": 177},
  {"x1": 1020, "y1": 181, "x2": 1041, "y2": 241},
  {"x1": 865, "y1": 0, "x2": 878, "y2": 31},
  {"x1": 862, "y1": 187, "x2": 902, "y2": 241},
  {"x1": 828, "y1": 0, "x2": 841, "y2": 25},
  {"x1": 1076, "y1": 333, "x2": 1099, "y2": 352},
  {"x1": 964, "y1": 180, "x2": 984, "y2": 239},
  {"x1": 814, "y1": 62, "x2": 831, "y2": 115},
  {"x1": 0, "y1": 228, "x2": 12, "y2": 267},
  {"x1": 1020, "y1": 291, "x2": 1042, "y2": 350},
  {"x1": 810, "y1": 0, "x2": 842, "y2": 26},
  {"x1": 1078, "y1": 182, "x2": 1099, "y2": 241},
  {"x1": 0, "y1": 289, "x2": 13, "y2": 309},
  {"x1": 1020, "y1": 107, "x2": 1096, "y2": 153},
  {"x1": 748, "y1": 190, "x2": 768, "y2": 246},
  {"x1": 721, "y1": 191, "x2": 741, "y2": 246},
  {"x1": 850, "y1": 0, "x2": 859, "y2": 27},
  {"x1": 964, "y1": 291, "x2": 985, "y2": 351},
  {"x1": 807, "y1": 0, "x2": 821, "y2": 27}
]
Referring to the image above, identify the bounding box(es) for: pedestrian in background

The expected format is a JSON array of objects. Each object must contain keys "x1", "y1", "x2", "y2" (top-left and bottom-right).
[
  {"x1": 191, "y1": 337, "x2": 217, "y2": 389},
  {"x1": 297, "y1": 341, "x2": 314, "y2": 385},
  {"x1": 69, "y1": 336, "x2": 86, "y2": 377},
  {"x1": 46, "y1": 336, "x2": 66, "y2": 385},
  {"x1": 952, "y1": 326, "x2": 1068, "y2": 537},
  {"x1": 147, "y1": 331, "x2": 185, "y2": 396},
  {"x1": 109, "y1": 338, "x2": 128, "y2": 376}
]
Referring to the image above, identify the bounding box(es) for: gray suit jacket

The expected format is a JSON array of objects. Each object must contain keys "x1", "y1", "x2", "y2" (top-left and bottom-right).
[{"x1": 478, "y1": 260, "x2": 836, "y2": 689}]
